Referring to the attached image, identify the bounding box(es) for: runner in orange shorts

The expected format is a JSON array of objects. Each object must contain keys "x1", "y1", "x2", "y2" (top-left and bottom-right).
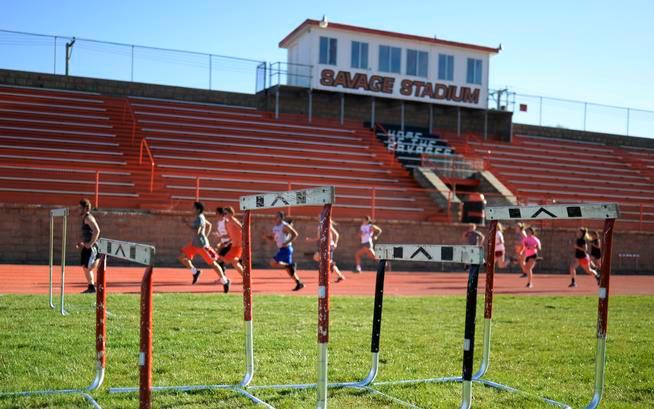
[
  {"x1": 219, "y1": 206, "x2": 244, "y2": 276},
  {"x1": 178, "y1": 201, "x2": 231, "y2": 293}
]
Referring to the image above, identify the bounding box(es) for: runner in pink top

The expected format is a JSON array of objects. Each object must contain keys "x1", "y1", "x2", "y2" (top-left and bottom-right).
[{"x1": 521, "y1": 226, "x2": 541, "y2": 288}]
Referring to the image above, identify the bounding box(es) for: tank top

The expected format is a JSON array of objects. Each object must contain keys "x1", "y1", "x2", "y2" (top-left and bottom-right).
[
  {"x1": 192, "y1": 214, "x2": 208, "y2": 248},
  {"x1": 273, "y1": 222, "x2": 291, "y2": 248},
  {"x1": 217, "y1": 219, "x2": 231, "y2": 244},
  {"x1": 226, "y1": 219, "x2": 243, "y2": 245},
  {"x1": 495, "y1": 231, "x2": 505, "y2": 252},
  {"x1": 590, "y1": 239, "x2": 601, "y2": 258},
  {"x1": 522, "y1": 235, "x2": 541, "y2": 257},
  {"x1": 575, "y1": 238, "x2": 587, "y2": 259},
  {"x1": 360, "y1": 224, "x2": 374, "y2": 244},
  {"x1": 81, "y1": 213, "x2": 93, "y2": 244}
]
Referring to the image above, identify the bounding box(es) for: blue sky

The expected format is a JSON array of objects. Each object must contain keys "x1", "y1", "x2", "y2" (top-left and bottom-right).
[{"x1": 2, "y1": 0, "x2": 653, "y2": 134}]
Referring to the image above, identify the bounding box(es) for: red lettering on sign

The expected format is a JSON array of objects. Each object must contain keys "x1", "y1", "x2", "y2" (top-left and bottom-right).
[
  {"x1": 400, "y1": 79, "x2": 413, "y2": 96},
  {"x1": 381, "y1": 77, "x2": 395, "y2": 94},
  {"x1": 320, "y1": 69, "x2": 335, "y2": 86}
]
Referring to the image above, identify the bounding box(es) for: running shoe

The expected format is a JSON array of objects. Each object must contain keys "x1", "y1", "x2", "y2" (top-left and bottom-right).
[
  {"x1": 292, "y1": 281, "x2": 305, "y2": 291},
  {"x1": 192, "y1": 270, "x2": 202, "y2": 285},
  {"x1": 81, "y1": 284, "x2": 96, "y2": 294},
  {"x1": 223, "y1": 279, "x2": 231, "y2": 293}
]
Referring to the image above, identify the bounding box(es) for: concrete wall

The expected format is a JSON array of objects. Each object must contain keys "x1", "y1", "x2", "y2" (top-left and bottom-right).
[
  {"x1": 513, "y1": 123, "x2": 654, "y2": 149},
  {"x1": 0, "y1": 68, "x2": 257, "y2": 107},
  {"x1": 259, "y1": 85, "x2": 513, "y2": 138},
  {"x1": 2, "y1": 204, "x2": 651, "y2": 274}
]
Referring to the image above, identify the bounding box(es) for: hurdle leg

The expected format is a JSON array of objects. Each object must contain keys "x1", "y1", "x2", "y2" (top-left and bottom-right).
[
  {"x1": 317, "y1": 204, "x2": 332, "y2": 409},
  {"x1": 460, "y1": 264, "x2": 481, "y2": 409},
  {"x1": 60, "y1": 212, "x2": 68, "y2": 316},
  {"x1": 88, "y1": 255, "x2": 107, "y2": 391},
  {"x1": 240, "y1": 209, "x2": 255, "y2": 388},
  {"x1": 473, "y1": 220, "x2": 497, "y2": 380},
  {"x1": 585, "y1": 218, "x2": 614, "y2": 409},
  {"x1": 139, "y1": 265, "x2": 154, "y2": 409},
  {"x1": 49, "y1": 213, "x2": 55, "y2": 309}
]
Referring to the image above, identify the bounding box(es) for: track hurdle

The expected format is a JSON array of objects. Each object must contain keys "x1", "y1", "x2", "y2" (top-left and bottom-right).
[
  {"x1": 0, "y1": 253, "x2": 106, "y2": 409},
  {"x1": 105, "y1": 230, "x2": 272, "y2": 408},
  {"x1": 476, "y1": 203, "x2": 619, "y2": 409},
  {"x1": 239, "y1": 186, "x2": 335, "y2": 409},
  {"x1": 359, "y1": 245, "x2": 484, "y2": 408},
  {"x1": 49, "y1": 207, "x2": 69, "y2": 315}
]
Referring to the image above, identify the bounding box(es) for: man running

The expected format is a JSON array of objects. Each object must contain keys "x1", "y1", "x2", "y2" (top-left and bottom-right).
[
  {"x1": 214, "y1": 207, "x2": 232, "y2": 273},
  {"x1": 178, "y1": 201, "x2": 231, "y2": 293},
  {"x1": 354, "y1": 216, "x2": 382, "y2": 273},
  {"x1": 264, "y1": 211, "x2": 304, "y2": 291},
  {"x1": 76, "y1": 199, "x2": 100, "y2": 294},
  {"x1": 222, "y1": 206, "x2": 244, "y2": 276}
]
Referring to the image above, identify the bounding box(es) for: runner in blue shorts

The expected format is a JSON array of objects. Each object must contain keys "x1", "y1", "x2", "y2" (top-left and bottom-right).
[{"x1": 263, "y1": 211, "x2": 304, "y2": 291}]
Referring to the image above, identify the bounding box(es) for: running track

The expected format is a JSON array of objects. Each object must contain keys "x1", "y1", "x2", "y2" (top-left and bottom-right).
[{"x1": 1, "y1": 264, "x2": 653, "y2": 296}]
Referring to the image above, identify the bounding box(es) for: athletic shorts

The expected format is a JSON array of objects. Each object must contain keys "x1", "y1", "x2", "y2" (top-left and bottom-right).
[
  {"x1": 223, "y1": 246, "x2": 242, "y2": 261},
  {"x1": 218, "y1": 242, "x2": 231, "y2": 257},
  {"x1": 182, "y1": 243, "x2": 218, "y2": 265},
  {"x1": 360, "y1": 242, "x2": 372, "y2": 249},
  {"x1": 577, "y1": 255, "x2": 590, "y2": 267},
  {"x1": 274, "y1": 246, "x2": 293, "y2": 265},
  {"x1": 525, "y1": 254, "x2": 537, "y2": 262},
  {"x1": 80, "y1": 245, "x2": 98, "y2": 268},
  {"x1": 495, "y1": 250, "x2": 504, "y2": 257}
]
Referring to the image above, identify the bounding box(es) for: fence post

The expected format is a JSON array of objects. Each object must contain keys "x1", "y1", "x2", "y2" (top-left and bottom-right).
[
  {"x1": 95, "y1": 171, "x2": 100, "y2": 209},
  {"x1": 539, "y1": 96, "x2": 543, "y2": 126},
  {"x1": 371, "y1": 187, "x2": 376, "y2": 221},
  {"x1": 139, "y1": 139, "x2": 144, "y2": 165},
  {"x1": 626, "y1": 108, "x2": 631, "y2": 136},
  {"x1": 583, "y1": 102, "x2": 588, "y2": 131},
  {"x1": 53, "y1": 36, "x2": 57, "y2": 74}
]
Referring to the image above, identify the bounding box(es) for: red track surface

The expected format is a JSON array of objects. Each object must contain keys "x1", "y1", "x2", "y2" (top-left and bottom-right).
[{"x1": 1, "y1": 264, "x2": 653, "y2": 296}]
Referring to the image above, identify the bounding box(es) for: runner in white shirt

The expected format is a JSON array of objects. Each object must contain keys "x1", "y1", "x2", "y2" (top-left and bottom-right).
[
  {"x1": 354, "y1": 216, "x2": 382, "y2": 273},
  {"x1": 494, "y1": 222, "x2": 509, "y2": 269},
  {"x1": 306, "y1": 219, "x2": 345, "y2": 282}
]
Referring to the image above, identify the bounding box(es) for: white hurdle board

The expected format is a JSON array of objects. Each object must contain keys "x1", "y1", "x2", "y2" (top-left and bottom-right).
[
  {"x1": 240, "y1": 186, "x2": 335, "y2": 211},
  {"x1": 51, "y1": 208, "x2": 69, "y2": 217},
  {"x1": 97, "y1": 238, "x2": 155, "y2": 266},
  {"x1": 375, "y1": 244, "x2": 483, "y2": 265},
  {"x1": 487, "y1": 203, "x2": 619, "y2": 221}
]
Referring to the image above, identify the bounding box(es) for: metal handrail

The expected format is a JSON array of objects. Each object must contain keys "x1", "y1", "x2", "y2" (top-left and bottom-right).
[{"x1": 139, "y1": 138, "x2": 156, "y2": 192}]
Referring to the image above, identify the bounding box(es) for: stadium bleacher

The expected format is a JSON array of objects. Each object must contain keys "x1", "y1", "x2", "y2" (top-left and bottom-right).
[
  {"x1": 0, "y1": 85, "x2": 448, "y2": 221},
  {"x1": 446, "y1": 131, "x2": 654, "y2": 229}
]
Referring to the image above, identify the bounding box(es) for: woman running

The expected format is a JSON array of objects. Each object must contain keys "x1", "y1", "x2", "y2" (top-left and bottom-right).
[
  {"x1": 568, "y1": 228, "x2": 600, "y2": 288},
  {"x1": 521, "y1": 226, "x2": 541, "y2": 288},
  {"x1": 494, "y1": 222, "x2": 509, "y2": 269},
  {"x1": 306, "y1": 219, "x2": 345, "y2": 282},
  {"x1": 354, "y1": 216, "x2": 382, "y2": 273},
  {"x1": 589, "y1": 230, "x2": 602, "y2": 270},
  {"x1": 512, "y1": 223, "x2": 527, "y2": 277}
]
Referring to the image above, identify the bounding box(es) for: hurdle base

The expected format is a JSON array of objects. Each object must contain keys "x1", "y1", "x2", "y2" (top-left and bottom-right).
[
  {"x1": 0, "y1": 388, "x2": 101, "y2": 409},
  {"x1": 474, "y1": 379, "x2": 572, "y2": 409}
]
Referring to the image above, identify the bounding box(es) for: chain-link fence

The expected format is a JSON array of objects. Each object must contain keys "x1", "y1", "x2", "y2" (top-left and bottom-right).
[{"x1": 0, "y1": 29, "x2": 264, "y2": 94}]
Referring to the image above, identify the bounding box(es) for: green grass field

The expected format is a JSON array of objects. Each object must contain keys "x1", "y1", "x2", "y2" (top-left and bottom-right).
[{"x1": 0, "y1": 293, "x2": 652, "y2": 408}]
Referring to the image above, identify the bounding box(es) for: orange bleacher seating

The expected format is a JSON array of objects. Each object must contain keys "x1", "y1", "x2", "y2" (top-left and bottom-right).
[{"x1": 446, "y1": 132, "x2": 654, "y2": 229}]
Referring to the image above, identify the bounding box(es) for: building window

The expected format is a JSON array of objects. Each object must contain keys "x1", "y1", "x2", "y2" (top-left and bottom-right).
[
  {"x1": 466, "y1": 58, "x2": 482, "y2": 84},
  {"x1": 406, "y1": 49, "x2": 428, "y2": 77},
  {"x1": 319, "y1": 36, "x2": 337, "y2": 65},
  {"x1": 379, "y1": 45, "x2": 401, "y2": 74},
  {"x1": 351, "y1": 41, "x2": 369, "y2": 69},
  {"x1": 438, "y1": 54, "x2": 454, "y2": 81}
]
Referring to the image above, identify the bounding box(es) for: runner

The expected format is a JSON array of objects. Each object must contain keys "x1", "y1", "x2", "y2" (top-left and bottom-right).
[
  {"x1": 521, "y1": 226, "x2": 541, "y2": 288},
  {"x1": 511, "y1": 223, "x2": 527, "y2": 277},
  {"x1": 568, "y1": 227, "x2": 600, "y2": 288},
  {"x1": 462, "y1": 223, "x2": 485, "y2": 246},
  {"x1": 214, "y1": 207, "x2": 232, "y2": 273},
  {"x1": 354, "y1": 216, "x2": 382, "y2": 273},
  {"x1": 494, "y1": 222, "x2": 509, "y2": 269},
  {"x1": 589, "y1": 230, "x2": 602, "y2": 270},
  {"x1": 263, "y1": 211, "x2": 304, "y2": 291},
  {"x1": 306, "y1": 219, "x2": 345, "y2": 282},
  {"x1": 178, "y1": 201, "x2": 231, "y2": 293},
  {"x1": 222, "y1": 206, "x2": 244, "y2": 276},
  {"x1": 76, "y1": 199, "x2": 100, "y2": 294}
]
